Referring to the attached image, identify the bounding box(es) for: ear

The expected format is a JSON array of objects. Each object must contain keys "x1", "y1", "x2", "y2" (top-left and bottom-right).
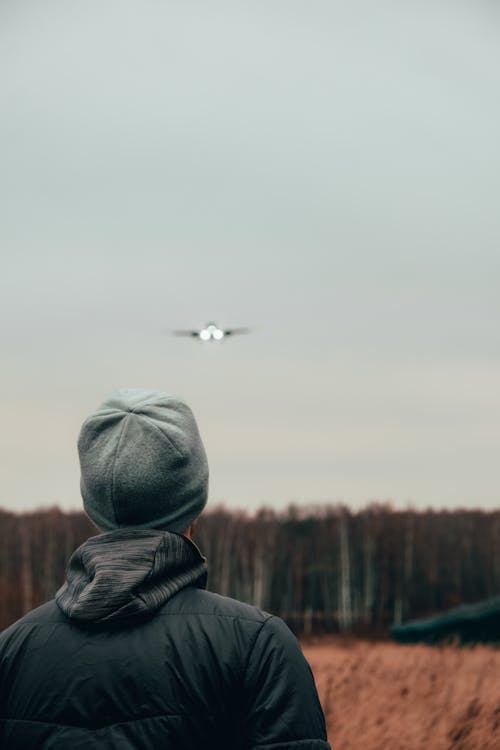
[{"x1": 183, "y1": 517, "x2": 200, "y2": 539}]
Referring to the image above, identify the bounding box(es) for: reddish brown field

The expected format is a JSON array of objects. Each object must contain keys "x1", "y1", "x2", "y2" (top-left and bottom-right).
[{"x1": 302, "y1": 639, "x2": 500, "y2": 750}]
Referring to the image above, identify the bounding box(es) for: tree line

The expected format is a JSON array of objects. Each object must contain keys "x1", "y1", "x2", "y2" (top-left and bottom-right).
[{"x1": 1, "y1": 504, "x2": 499, "y2": 635}]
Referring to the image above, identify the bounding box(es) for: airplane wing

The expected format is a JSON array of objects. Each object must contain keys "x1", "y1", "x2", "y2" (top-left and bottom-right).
[
  {"x1": 172, "y1": 330, "x2": 200, "y2": 337},
  {"x1": 224, "y1": 327, "x2": 250, "y2": 336}
]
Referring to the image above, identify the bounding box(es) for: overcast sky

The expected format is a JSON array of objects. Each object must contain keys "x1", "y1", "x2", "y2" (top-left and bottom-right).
[{"x1": 1, "y1": 0, "x2": 499, "y2": 513}]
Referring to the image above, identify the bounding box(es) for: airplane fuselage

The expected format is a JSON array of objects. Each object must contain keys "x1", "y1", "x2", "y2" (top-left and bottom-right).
[{"x1": 199, "y1": 323, "x2": 224, "y2": 341}]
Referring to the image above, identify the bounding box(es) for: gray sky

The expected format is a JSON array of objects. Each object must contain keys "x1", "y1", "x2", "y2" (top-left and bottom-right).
[{"x1": 1, "y1": 0, "x2": 499, "y2": 512}]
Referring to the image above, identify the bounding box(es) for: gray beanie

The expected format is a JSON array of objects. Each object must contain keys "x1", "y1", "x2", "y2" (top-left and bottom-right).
[{"x1": 78, "y1": 389, "x2": 209, "y2": 533}]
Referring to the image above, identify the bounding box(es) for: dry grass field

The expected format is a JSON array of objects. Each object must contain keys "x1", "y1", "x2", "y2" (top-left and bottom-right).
[{"x1": 303, "y1": 639, "x2": 500, "y2": 750}]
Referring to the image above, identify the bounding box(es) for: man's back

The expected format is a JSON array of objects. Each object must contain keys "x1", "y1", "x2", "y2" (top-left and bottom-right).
[{"x1": 0, "y1": 529, "x2": 330, "y2": 749}]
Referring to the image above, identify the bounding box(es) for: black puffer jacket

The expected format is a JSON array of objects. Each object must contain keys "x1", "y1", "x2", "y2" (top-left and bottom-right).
[{"x1": 0, "y1": 530, "x2": 330, "y2": 749}]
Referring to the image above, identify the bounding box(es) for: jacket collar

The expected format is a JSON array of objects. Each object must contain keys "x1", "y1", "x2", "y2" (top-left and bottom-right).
[{"x1": 55, "y1": 528, "x2": 207, "y2": 625}]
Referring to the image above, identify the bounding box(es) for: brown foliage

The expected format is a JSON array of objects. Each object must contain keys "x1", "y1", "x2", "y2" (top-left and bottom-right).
[{"x1": 304, "y1": 640, "x2": 500, "y2": 750}]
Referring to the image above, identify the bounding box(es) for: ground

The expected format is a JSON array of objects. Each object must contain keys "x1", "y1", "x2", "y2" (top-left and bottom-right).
[{"x1": 302, "y1": 639, "x2": 500, "y2": 750}]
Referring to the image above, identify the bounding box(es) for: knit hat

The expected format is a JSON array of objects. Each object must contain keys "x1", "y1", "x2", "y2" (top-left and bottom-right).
[{"x1": 78, "y1": 389, "x2": 209, "y2": 533}]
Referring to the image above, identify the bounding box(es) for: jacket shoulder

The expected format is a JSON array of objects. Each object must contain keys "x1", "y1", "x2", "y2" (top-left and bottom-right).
[
  {"x1": 161, "y1": 586, "x2": 272, "y2": 624},
  {"x1": 0, "y1": 600, "x2": 63, "y2": 639}
]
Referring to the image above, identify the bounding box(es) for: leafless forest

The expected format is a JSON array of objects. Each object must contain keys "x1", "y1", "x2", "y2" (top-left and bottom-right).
[{"x1": 2, "y1": 504, "x2": 499, "y2": 634}]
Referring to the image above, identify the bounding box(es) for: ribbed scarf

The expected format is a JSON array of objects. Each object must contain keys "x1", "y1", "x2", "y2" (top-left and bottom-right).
[{"x1": 55, "y1": 529, "x2": 207, "y2": 624}]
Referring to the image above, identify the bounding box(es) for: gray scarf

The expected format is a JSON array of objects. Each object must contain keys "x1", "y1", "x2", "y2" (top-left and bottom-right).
[{"x1": 56, "y1": 529, "x2": 207, "y2": 625}]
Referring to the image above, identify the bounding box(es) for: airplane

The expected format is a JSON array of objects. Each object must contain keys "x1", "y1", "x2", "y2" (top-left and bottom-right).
[{"x1": 172, "y1": 322, "x2": 250, "y2": 342}]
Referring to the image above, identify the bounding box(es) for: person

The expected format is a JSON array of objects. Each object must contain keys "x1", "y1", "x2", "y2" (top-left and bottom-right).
[{"x1": 0, "y1": 389, "x2": 331, "y2": 749}]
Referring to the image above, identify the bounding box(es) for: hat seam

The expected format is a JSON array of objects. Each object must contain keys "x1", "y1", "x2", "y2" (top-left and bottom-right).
[
  {"x1": 110, "y1": 413, "x2": 132, "y2": 523},
  {"x1": 141, "y1": 416, "x2": 185, "y2": 459},
  {"x1": 129, "y1": 395, "x2": 182, "y2": 411}
]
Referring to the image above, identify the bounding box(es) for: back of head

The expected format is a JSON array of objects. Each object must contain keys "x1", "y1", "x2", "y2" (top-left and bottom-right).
[{"x1": 78, "y1": 389, "x2": 208, "y2": 533}]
